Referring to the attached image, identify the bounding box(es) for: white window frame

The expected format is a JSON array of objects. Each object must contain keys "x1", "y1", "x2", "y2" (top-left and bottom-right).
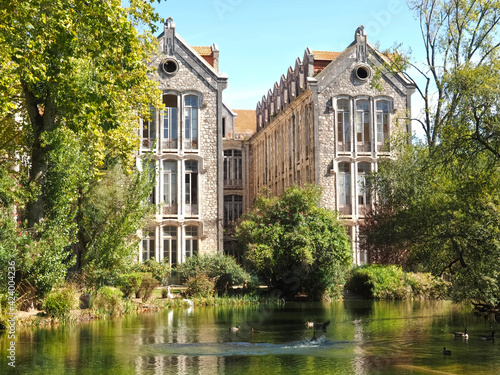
[
  {"x1": 337, "y1": 98, "x2": 351, "y2": 151},
  {"x1": 162, "y1": 226, "x2": 178, "y2": 266},
  {"x1": 162, "y1": 94, "x2": 178, "y2": 150},
  {"x1": 185, "y1": 226, "x2": 198, "y2": 259},
  {"x1": 224, "y1": 195, "x2": 243, "y2": 227},
  {"x1": 184, "y1": 95, "x2": 199, "y2": 150},
  {"x1": 356, "y1": 100, "x2": 370, "y2": 151},
  {"x1": 184, "y1": 160, "x2": 198, "y2": 216},
  {"x1": 162, "y1": 160, "x2": 177, "y2": 215}
]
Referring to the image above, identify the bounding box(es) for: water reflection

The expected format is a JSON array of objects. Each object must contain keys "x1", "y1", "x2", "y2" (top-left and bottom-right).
[{"x1": 2, "y1": 300, "x2": 500, "y2": 374}]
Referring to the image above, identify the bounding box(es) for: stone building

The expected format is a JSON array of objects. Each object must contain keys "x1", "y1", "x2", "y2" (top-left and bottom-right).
[
  {"x1": 138, "y1": 19, "x2": 414, "y2": 266},
  {"x1": 138, "y1": 18, "x2": 228, "y2": 265},
  {"x1": 249, "y1": 26, "x2": 415, "y2": 264}
]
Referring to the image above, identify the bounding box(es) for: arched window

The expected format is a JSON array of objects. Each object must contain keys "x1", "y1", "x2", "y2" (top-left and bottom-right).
[
  {"x1": 142, "y1": 105, "x2": 156, "y2": 149},
  {"x1": 224, "y1": 195, "x2": 243, "y2": 227},
  {"x1": 184, "y1": 160, "x2": 198, "y2": 216},
  {"x1": 162, "y1": 94, "x2": 178, "y2": 150},
  {"x1": 357, "y1": 162, "x2": 371, "y2": 215},
  {"x1": 163, "y1": 226, "x2": 178, "y2": 266},
  {"x1": 338, "y1": 162, "x2": 352, "y2": 215},
  {"x1": 162, "y1": 160, "x2": 177, "y2": 215},
  {"x1": 376, "y1": 100, "x2": 390, "y2": 151},
  {"x1": 184, "y1": 95, "x2": 199, "y2": 149},
  {"x1": 185, "y1": 226, "x2": 198, "y2": 258},
  {"x1": 224, "y1": 150, "x2": 242, "y2": 186},
  {"x1": 356, "y1": 100, "x2": 371, "y2": 152},
  {"x1": 337, "y1": 99, "x2": 351, "y2": 152}
]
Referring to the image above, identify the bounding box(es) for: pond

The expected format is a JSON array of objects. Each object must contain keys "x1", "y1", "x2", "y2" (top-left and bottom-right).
[{"x1": 1, "y1": 300, "x2": 499, "y2": 374}]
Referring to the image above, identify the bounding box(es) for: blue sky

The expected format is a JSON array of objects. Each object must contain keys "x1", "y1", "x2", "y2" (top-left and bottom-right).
[{"x1": 153, "y1": 0, "x2": 426, "y2": 135}]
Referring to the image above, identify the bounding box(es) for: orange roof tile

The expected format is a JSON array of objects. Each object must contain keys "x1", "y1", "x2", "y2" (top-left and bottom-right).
[
  {"x1": 192, "y1": 46, "x2": 212, "y2": 56},
  {"x1": 312, "y1": 50, "x2": 342, "y2": 60},
  {"x1": 233, "y1": 110, "x2": 257, "y2": 136}
]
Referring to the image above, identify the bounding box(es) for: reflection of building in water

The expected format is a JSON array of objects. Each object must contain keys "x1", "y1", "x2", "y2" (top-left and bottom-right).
[
  {"x1": 139, "y1": 18, "x2": 415, "y2": 266},
  {"x1": 134, "y1": 308, "x2": 223, "y2": 374}
]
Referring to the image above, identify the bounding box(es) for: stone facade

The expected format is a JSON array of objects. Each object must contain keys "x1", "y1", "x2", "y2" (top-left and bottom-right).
[
  {"x1": 138, "y1": 20, "x2": 414, "y2": 267},
  {"x1": 249, "y1": 26, "x2": 415, "y2": 264},
  {"x1": 137, "y1": 18, "x2": 227, "y2": 265}
]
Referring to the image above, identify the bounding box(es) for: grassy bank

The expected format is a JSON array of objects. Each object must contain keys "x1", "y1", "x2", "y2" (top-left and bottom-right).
[{"x1": 345, "y1": 265, "x2": 449, "y2": 300}]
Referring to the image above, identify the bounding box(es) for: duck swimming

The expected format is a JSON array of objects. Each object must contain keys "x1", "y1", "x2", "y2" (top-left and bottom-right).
[
  {"x1": 305, "y1": 320, "x2": 330, "y2": 332},
  {"x1": 229, "y1": 325, "x2": 239, "y2": 332},
  {"x1": 452, "y1": 328, "x2": 468, "y2": 338},
  {"x1": 442, "y1": 347, "x2": 451, "y2": 356}
]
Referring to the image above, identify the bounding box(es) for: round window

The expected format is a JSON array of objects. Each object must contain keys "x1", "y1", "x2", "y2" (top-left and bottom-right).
[
  {"x1": 354, "y1": 65, "x2": 371, "y2": 82},
  {"x1": 161, "y1": 59, "x2": 179, "y2": 75}
]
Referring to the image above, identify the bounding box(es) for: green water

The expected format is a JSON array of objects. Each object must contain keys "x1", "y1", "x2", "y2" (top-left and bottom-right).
[{"x1": 1, "y1": 300, "x2": 499, "y2": 374}]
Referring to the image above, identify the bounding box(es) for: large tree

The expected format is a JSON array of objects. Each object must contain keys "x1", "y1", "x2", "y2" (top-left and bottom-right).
[
  {"x1": 363, "y1": 0, "x2": 500, "y2": 309},
  {"x1": 235, "y1": 185, "x2": 352, "y2": 300},
  {"x1": 0, "y1": 0, "x2": 163, "y2": 297},
  {"x1": 388, "y1": 0, "x2": 500, "y2": 150}
]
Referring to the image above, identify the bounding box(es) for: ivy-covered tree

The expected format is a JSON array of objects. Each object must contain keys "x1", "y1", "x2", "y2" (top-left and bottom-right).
[
  {"x1": 0, "y1": 0, "x2": 163, "y2": 298},
  {"x1": 235, "y1": 185, "x2": 352, "y2": 300}
]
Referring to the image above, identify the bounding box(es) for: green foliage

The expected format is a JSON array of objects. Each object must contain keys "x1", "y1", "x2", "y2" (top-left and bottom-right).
[
  {"x1": 116, "y1": 273, "x2": 143, "y2": 298},
  {"x1": 80, "y1": 163, "x2": 155, "y2": 288},
  {"x1": 185, "y1": 275, "x2": 215, "y2": 298},
  {"x1": 132, "y1": 258, "x2": 171, "y2": 286},
  {"x1": 44, "y1": 288, "x2": 79, "y2": 319},
  {"x1": 176, "y1": 254, "x2": 250, "y2": 294},
  {"x1": 137, "y1": 273, "x2": 159, "y2": 302},
  {"x1": 346, "y1": 265, "x2": 448, "y2": 300},
  {"x1": 363, "y1": 138, "x2": 500, "y2": 308},
  {"x1": 235, "y1": 185, "x2": 352, "y2": 300},
  {"x1": 0, "y1": 0, "x2": 164, "y2": 298},
  {"x1": 91, "y1": 286, "x2": 124, "y2": 317}
]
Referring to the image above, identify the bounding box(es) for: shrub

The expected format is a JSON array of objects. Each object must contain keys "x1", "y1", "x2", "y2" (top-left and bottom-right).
[
  {"x1": 132, "y1": 258, "x2": 171, "y2": 285},
  {"x1": 44, "y1": 288, "x2": 79, "y2": 319},
  {"x1": 92, "y1": 286, "x2": 124, "y2": 316},
  {"x1": 346, "y1": 265, "x2": 448, "y2": 300},
  {"x1": 185, "y1": 275, "x2": 214, "y2": 298},
  {"x1": 138, "y1": 273, "x2": 159, "y2": 302},
  {"x1": 235, "y1": 185, "x2": 352, "y2": 300},
  {"x1": 177, "y1": 254, "x2": 250, "y2": 294},
  {"x1": 116, "y1": 273, "x2": 143, "y2": 298}
]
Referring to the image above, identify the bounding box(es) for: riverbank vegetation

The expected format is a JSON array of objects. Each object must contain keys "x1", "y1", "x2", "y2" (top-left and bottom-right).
[{"x1": 345, "y1": 265, "x2": 449, "y2": 300}]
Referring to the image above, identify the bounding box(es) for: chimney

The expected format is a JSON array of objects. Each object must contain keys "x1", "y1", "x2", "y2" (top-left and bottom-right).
[{"x1": 211, "y1": 43, "x2": 219, "y2": 72}]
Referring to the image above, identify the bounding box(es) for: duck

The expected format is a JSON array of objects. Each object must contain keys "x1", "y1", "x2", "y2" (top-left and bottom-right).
[
  {"x1": 480, "y1": 331, "x2": 495, "y2": 341},
  {"x1": 229, "y1": 325, "x2": 239, "y2": 332},
  {"x1": 452, "y1": 327, "x2": 468, "y2": 338},
  {"x1": 442, "y1": 347, "x2": 451, "y2": 356},
  {"x1": 305, "y1": 320, "x2": 330, "y2": 332}
]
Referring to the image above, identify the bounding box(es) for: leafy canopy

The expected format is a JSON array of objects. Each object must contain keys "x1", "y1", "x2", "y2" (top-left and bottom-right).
[{"x1": 235, "y1": 185, "x2": 352, "y2": 300}]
